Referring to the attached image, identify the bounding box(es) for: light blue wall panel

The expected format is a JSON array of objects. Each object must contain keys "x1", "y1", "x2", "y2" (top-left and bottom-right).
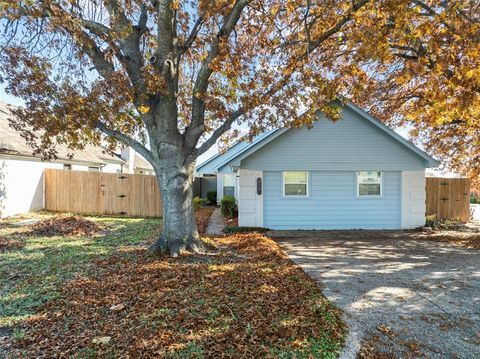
[
  {"x1": 241, "y1": 107, "x2": 426, "y2": 171},
  {"x1": 263, "y1": 171, "x2": 401, "y2": 229}
]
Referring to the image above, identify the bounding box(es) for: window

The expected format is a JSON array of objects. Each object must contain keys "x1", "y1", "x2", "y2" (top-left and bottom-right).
[
  {"x1": 357, "y1": 171, "x2": 382, "y2": 196},
  {"x1": 283, "y1": 171, "x2": 308, "y2": 197},
  {"x1": 88, "y1": 166, "x2": 100, "y2": 172},
  {"x1": 63, "y1": 164, "x2": 72, "y2": 170},
  {"x1": 223, "y1": 174, "x2": 235, "y2": 197}
]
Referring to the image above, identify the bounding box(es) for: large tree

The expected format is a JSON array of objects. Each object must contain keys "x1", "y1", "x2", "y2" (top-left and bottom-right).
[
  {"x1": 347, "y1": 0, "x2": 480, "y2": 183},
  {"x1": 1, "y1": 1, "x2": 478, "y2": 255}
]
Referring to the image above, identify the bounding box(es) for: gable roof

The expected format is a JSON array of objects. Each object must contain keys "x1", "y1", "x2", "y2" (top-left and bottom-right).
[
  {"x1": 195, "y1": 102, "x2": 440, "y2": 173},
  {"x1": 195, "y1": 130, "x2": 284, "y2": 174},
  {"x1": 0, "y1": 102, "x2": 124, "y2": 165}
]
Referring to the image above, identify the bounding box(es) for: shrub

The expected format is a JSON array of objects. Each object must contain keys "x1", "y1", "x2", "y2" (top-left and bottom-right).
[
  {"x1": 470, "y1": 196, "x2": 477, "y2": 204},
  {"x1": 222, "y1": 226, "x2": 269, "y2": 234},
  {"x1": 425, "y1": 214, "x2": 439, "y2": 227},
  {"x1": 207, "y1": 190, "x2": 217, "y2": 205},
  {"x1": 193, "y1": 196, "x2": 204, "y2": 210},
  {"x1": 221, "y1": 195, "x2": 236, "y2": 218},
  {"x1": 425, "y1": 214, "x2": 466, "y2": 229}
]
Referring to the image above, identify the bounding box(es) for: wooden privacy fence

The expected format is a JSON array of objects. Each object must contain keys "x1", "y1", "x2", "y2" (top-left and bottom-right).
[
  {"x1": 426, "y1": 177, "x2": 470, "y2": 221},
  {"x1": 45, "y1": 169, "x2": 162, "y2": 217}
]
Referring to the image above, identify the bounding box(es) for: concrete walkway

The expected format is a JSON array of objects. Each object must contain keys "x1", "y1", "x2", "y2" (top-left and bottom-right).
[
  {"x1": 273, "y1": 232, "x2": 480, "y2": 359},
  {"x1": 205, "y1": 207, "x2": 225, "y2": 235}
]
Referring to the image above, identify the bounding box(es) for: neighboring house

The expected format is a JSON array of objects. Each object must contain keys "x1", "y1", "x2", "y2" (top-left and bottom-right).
[
  {"x1": 196, "y1": 103, "x2": 439, "y2": 229},
  {"x1": 121, "y1": 147, "x2": 155, "y2": 175},
  {"x1": 0, "y1": 102, "x2": 124, "y2": 218},
  {"x1": 196, "y1": 131, "x2": 274, "y2": 203}
]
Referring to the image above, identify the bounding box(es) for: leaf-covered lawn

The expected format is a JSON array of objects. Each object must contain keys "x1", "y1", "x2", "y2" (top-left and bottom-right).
[
  {"x1": 1, "y1": 211, "x2": 345, "y2": 358},
  {"x1": 0, "y1": 213, "x2": 161, "y2": 328}
]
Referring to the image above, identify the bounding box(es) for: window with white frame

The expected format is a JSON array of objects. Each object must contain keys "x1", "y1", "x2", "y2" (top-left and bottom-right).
[
  {"x1": 283, "y1": 171, "x2": 308, "y2": 197},
  {"x1": 357, "y1": 171, "x2": 382, "y2": 196}
]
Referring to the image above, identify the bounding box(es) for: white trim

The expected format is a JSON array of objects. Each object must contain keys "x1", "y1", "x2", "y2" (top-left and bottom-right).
[
  {"x1": 356, "y1": 171, "x2": 383, "y2": 198},
  {"x1": 282, "y1": 171, "x2": 309, "y2": 197}
]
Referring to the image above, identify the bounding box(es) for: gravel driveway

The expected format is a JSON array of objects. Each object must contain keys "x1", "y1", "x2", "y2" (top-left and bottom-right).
[{"x1": 273, "y1": 231, "x2": 480, "y2": 358}]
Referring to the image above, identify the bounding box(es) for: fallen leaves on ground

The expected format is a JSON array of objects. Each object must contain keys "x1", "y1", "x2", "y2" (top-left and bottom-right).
[
  {"x1": 358, "y1": 327, "x2": 425, "y2": 359},
  {"x1": 271, "y1": 228, "x2": 480, "y2": 250},
  {"x1": 409, "y1": 230, "x2": 480, "y2": 249},
  {"x1": 27, "y1": 216, "x2": 105, "y2": 237},
  {"x1": 194, "y1": 207, "x2": 215, "y2": 234},
  {"x1": 224, "y1": 216, "x2": 238, "y2": 227},
  {"x1": 0, "y1": 236, "x2": 24, "y2": 252},
  {"x1": 358, "y1": 334, "x2": 396, "y2": 359},
  {"x1": 7, "y1": 232, "x2": 345, "y2": 358}
]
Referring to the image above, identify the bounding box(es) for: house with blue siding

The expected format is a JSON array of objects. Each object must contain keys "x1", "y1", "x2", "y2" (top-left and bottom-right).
[{"x1": 196, "y1": 103, "x2": 439, "y2": 230}]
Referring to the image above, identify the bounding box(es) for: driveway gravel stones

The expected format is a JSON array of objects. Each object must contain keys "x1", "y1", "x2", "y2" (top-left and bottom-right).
[{"x1": 272, "y1": 230, "x2": 480, "y2": 359}]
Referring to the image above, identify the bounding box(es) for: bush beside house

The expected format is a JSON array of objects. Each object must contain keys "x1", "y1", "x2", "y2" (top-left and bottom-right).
[
  {"x1": 221, "y1": 195, "x2": 236, "y2": 218},
  {"x1": 207, "y1": 190, "x2": 217, "y2": 205}
]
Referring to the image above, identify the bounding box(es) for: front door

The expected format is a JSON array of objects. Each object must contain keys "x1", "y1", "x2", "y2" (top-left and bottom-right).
[{"x1": 238, "y1": 169, "x2": 263, "y2": 227}]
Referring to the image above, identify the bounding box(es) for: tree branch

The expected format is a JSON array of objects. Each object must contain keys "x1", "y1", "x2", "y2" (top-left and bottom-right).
[
  {"x1": 307, "y1": 0, "x2": 370, "y2": 52},
  {"x1": 178, "y1": 14, "x2": 205, "y2": 57},
  {"x1": 185, "y1": 0, "x2": 250, "y2": 149},
  {"x1": 411, "y1": 0, "x2": 451, "y2": 30},
  {"x1": 101, "y1": 0, "x2": 147, "y2": 101},
  {"x1": 191, "y1": 109, "x2": 244, "y2": 160},
  {"x1": 81, "y1": 19, "x2": 111, "y2": 38},
  {"x1": 77, "y1": 30, "x2": 117, "y2": 79},
  {"x1": 94, "y1": 120, "x2": 156, "y2": 165},
  {"x1": 190, "y1": 0, "x2": 370, "y2": 160},
  {"x1": 265, "y1": 0, "x2": 371, "y2": 100}
]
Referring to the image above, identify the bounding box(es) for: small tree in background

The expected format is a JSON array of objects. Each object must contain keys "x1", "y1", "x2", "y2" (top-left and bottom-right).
[{"x1": 1, "y1": 1, "x2": 478, "y2": 255}]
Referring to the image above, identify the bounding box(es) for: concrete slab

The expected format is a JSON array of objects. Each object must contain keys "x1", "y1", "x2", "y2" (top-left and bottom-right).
[{"x1": 11, "y1": 219, "x2": 40, "y2": 226}]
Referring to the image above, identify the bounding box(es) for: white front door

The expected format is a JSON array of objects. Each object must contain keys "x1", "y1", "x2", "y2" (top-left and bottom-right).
[{"x1": 238, "y1": 169, "x2": 263, "y2": 227}]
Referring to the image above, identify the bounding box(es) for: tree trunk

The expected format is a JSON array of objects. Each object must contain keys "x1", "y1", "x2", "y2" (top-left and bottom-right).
[{"x1": 149, "y1": 162, "x2": 204, "y2": 257}]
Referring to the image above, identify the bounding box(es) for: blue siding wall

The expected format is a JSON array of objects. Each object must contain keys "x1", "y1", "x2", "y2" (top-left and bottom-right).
[
  {"x1": 264, "y1": 171, "x2": 401, "y2": 229},
  {"x1": 241, "y1": 107, "x2": 426, "y2": 171}
]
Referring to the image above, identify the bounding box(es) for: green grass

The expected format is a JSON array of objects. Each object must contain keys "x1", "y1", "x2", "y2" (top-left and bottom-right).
[{"x1": 0, "y1": 212, "x2": 161, "y2": 328}]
